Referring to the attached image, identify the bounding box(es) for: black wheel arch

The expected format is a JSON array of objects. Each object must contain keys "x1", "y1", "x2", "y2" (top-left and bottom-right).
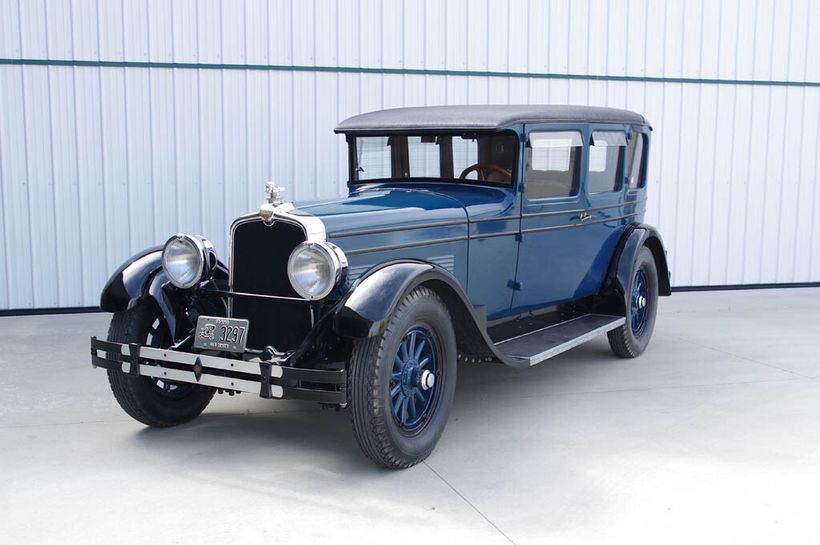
[
  {"x1": 332, "y1": 260, "x2": 496, "y2": 363},
  {"x1": 99, "y1": 246, "x2": 229, "y2": 340},
  {"x1": 598, "y1": 223, "x2": 671, "y2": 315}
]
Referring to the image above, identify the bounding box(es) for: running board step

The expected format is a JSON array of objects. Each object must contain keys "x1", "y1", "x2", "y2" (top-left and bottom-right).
[{"x1": 495, "y1": 314, "x2": 625, "y2": 366}]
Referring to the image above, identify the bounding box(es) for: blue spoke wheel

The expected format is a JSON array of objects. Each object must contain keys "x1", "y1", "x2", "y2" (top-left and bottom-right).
[
  {"x1": 389, "y1": 326, "x2": 439, "y2": 431},
  {"x1": 608, "y1": 247, "x2": 659, "y2": 358},
  {"x1": 630, "y1": 270, "x2": 649, "y2": 335},
  {"x1": 349, "y1": 286, "x2": 458, "y2": 469}
]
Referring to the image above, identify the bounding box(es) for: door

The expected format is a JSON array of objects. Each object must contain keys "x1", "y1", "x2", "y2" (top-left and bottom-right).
[
  {"x1": 580, "y1": 126, "x2": 630, "y2": 294},
  {"x1": 512, "y1": 125, "x2": 590, "y2": 312}
]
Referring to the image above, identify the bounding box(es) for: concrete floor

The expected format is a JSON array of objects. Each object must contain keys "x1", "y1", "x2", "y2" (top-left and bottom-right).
[{"x1": 1, "y1": 288, "x2": 819, "y2": 544}]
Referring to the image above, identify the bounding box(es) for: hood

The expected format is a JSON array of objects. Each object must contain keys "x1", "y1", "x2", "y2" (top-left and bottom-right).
[{"x1": 293, "y1": 183, "x2": 515, "y2": 237}]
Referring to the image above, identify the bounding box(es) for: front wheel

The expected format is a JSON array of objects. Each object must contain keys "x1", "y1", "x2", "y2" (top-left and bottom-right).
[
  {"x1": 608, "y1": 246, "x2": 659, "y2": 358},
  {"x1": 106, "y1": 302, "x2": 215, "y2": 427},
  {"x1": 348, "y1": 286, "x2": 457, "y2": 469}
]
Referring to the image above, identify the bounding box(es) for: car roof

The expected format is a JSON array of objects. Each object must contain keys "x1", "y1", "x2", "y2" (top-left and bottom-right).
[{"x1": 335, "y1": 105, "x2": 649, "y2": 133}]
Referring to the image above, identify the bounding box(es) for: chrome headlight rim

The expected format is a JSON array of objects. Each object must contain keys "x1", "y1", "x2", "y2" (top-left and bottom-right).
[
  {"x1": 287, "y1": 241, "x2": 347, "y2": 300},
  {"x1": 161, "y1": 234, "x2": 215, "y2": 289}
]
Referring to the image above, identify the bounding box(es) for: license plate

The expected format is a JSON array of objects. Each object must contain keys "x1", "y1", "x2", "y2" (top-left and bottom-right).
[{"x1": 193, "y1": 316, "x2": 249, "y2": 353}]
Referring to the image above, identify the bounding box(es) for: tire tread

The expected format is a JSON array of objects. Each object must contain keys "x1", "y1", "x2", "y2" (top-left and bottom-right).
[
  {"x1": 348, "y1": 286, "x2": 450, "y2": 469},
  {"x1": 106, "y1": 303, "x2": 214, "y2": 427}
]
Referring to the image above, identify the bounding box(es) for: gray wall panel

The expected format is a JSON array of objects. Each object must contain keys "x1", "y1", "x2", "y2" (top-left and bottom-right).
[{"x1": 0, "y1": 0, "x2": 819, "y2": 309}]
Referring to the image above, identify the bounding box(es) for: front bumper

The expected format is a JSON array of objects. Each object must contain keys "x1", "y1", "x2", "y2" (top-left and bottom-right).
[{"x1": 90, "y1": 337, "x2": 346, "y2": 404}]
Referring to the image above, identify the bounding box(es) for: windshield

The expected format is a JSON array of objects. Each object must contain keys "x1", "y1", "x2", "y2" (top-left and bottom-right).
[{"x1": 351, "y1": 133, "x2": 518, "y2": 187}]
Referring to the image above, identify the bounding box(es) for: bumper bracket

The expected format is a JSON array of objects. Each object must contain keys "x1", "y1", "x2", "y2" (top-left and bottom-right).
[{"x1": 90, "y1": 336, "x2": 346, "y2": 404}]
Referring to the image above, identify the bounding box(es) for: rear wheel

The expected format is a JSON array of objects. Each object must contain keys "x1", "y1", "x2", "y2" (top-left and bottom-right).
[
  {"x1": 608, "y1": 246, "x2": 659, "y2": 358},
  {"x1": 106, "y1": 302, "x2": 215, "y2": 427},
  {"x1": 348, "y1": 286, "x2": 457, "y2": 469}
]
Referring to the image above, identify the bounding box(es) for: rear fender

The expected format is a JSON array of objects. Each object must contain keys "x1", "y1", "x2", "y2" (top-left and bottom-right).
[{"x1": 605, "y1": 224, "x2": 672, "y2": 304}]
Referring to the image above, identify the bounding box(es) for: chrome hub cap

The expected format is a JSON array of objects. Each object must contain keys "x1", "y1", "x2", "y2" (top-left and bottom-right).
[{"x1": 419, "y1": 369, "x2": 435, "y2": 390}]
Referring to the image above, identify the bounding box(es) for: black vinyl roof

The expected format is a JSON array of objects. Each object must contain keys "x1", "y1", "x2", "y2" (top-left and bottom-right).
[{"x1": 335, "y1": 105, "x2": 649, "y2": 133}]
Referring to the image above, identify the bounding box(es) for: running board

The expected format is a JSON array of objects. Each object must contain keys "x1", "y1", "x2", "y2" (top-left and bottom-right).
[{"x1": 495, "y1": 314, "x2": 625, "y2": 366}]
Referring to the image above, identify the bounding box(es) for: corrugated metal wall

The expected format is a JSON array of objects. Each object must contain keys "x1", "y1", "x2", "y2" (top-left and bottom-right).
[{"x1": 1, "y1": 0, "x2": 819, "y2": 310}]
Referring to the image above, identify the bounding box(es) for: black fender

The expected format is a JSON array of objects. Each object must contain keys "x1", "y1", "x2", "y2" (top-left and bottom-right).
[
  {"x1": 604, "y1": 224, "x2": 671, "y2": 303},
  {"x1": 99, "y1": 246, "x2": 164, "y2": 312},
  {"x1": 332, "y1": 260, "x2": 520, "y2": 365},
  {"x1": 99, "y1": 246, "x2": 228, "y2": 339},
  {"x1": 333, "y1": 261, "x2": 457, "y2": 338}
]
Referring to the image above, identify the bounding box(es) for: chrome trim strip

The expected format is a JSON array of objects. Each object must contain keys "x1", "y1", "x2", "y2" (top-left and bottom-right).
[
  {"x1": 521, "y1": 200, "x2": 647, "y2": 218},
  {"x1": 344, "y1": 235, "x2": 468, "y2": 256},
  {"x1": 328, "y1": 219, "x2": 466, "y2": 238},
  {"x1": 522, "y1": 208, "x2": 584, "y2": 218},
  {"x1": 205, "y1": 290, "x2": 314, "y2": 303},
  {"x1": 520, "y1": 212, "x2": 638, "y2": 234},
  {"x1": 120, "y1": 344, "x2": 284, "y2": 377},
  {"x1": 469, "y1": 215, "x2": 519, "y2": 224},
  {"x1": 470, "y1": 230, "x2": 519, "y2": 239},
  {"x1": 122, "y1": 362, "x2": 284, "y2": 398}
]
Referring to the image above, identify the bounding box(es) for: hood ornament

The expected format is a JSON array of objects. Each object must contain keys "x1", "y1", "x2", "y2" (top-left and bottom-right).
[
  {"x1": 260, "y1": 182, "x2": 286, "y2": 225},
  {"x1": 265, "y1": 182, "x2": 286, "y2": 205}
]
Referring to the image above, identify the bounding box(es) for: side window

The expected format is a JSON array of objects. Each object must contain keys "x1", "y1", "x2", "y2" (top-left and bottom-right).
[
  {"x1": 627, "y1": 133, "x2": 646, "y2": 189},
  {"x1": 588, "y1": 130, "x2": 626, "y2": 193},
  {"x1": 526, "y1": 131, "x2": 583, "y2": 199}
]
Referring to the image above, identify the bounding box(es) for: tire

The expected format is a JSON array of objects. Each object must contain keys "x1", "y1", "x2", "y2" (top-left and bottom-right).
[
  {"x1": 608, "y1": 246, "x2": 659, "y2": 358},
  {"x1": 106, "y1": 301, "x2": 215, "y2": 427},
  {"x1": 348, "y1": 286, "x2": 457, "y2": 469}
]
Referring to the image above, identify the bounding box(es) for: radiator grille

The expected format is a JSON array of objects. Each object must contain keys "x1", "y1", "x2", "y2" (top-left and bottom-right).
[{"x1": 230, "y1": 219, "x2": 311, "y2": 350}]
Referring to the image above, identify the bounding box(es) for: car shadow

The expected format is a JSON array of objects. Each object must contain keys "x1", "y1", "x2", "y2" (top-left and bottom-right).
[{"x1": 128, "y1": 337, "x2": 623, "y2": 470}]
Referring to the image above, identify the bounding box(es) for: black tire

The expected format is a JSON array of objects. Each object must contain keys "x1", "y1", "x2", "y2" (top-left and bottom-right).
[
  {"x1": 106, "y1": 302, "x2": 215, "y2": 427},
  {"x1": 348, "y1": 286, "x2": 457, "y2": 469},
  {"x1": 608, "y1": 246, "x2": 659, "y2": 358}
]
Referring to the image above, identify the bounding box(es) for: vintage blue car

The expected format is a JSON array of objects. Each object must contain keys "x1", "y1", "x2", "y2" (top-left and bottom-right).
[{"x1": 91, "y1": 105, "x2": 670, "y2": 468}]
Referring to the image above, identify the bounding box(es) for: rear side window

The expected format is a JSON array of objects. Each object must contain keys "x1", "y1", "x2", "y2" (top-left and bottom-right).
[
  {"x1": 627, "y1": 133, "x2": 646, "y2": 189},
  {"x1": 587, "y1": 130, "x2": 626, "y2": 193},
  {"x1": 526, "y1": 131, "x2": 583, "y2": 199}
]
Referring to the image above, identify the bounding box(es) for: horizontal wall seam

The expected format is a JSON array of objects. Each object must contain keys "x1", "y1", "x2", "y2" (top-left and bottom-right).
[{"x1": 1, "y1": 58, "x2": 818, "y2": 88}]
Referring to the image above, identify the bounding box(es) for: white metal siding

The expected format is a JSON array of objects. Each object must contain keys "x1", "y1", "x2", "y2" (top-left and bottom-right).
[{"x1": 1, "y1": 0, "x2": 819, "y2": 310}]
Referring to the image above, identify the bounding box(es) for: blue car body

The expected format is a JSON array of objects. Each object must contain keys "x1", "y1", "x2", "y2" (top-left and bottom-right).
[
  {"x1": 98, "y1": 105, "x2": 670, "y2": 377},
  {"x1": 292, "y1": 122, "x2": 661, "y2": 325},
  {"x1": 91, "y1": 105, "x2": 672, "y2": 467}
]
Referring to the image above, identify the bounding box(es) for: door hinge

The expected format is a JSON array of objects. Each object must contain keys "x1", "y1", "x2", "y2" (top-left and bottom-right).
[
  {"x1": 515, "y1": 232, "x2": 523, "y2": 242},
  {"x1": 507, "y1": 280, "x2": 522, "y2": 291}
]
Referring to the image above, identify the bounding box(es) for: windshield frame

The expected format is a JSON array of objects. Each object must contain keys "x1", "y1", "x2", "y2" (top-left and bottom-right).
[{"x1": 346, "y1": 129, "x2": 520, "y2": 189}]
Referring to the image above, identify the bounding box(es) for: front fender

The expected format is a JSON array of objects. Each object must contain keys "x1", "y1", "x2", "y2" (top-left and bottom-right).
[
  {"x1": 100, "y1": 246, "x2": 229, "y2": 340},
  {"x1": 99, "y1": 246, "x2": 164, "y2": 312},
  {"x1": 333, "y1": 261, "x2": 474, "y2": 339}
]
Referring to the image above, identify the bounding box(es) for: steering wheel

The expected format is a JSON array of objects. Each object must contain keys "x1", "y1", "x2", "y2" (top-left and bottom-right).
[{"x1": 459, "y1": 163, "x2": 512, "y2": 181}]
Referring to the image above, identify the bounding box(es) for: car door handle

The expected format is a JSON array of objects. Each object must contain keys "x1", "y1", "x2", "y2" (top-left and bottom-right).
[{"x1": 578, "y1": 211, "x2": 591, "y2": 222}]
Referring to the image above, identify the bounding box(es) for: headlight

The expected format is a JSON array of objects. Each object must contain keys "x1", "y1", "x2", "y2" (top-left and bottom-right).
[
  {"x1": 161, "y1": 234, "x2": 215, "y2": 289},
  {"x1": 287, "y1": 242, "x2": 347, "y2": 300}
]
